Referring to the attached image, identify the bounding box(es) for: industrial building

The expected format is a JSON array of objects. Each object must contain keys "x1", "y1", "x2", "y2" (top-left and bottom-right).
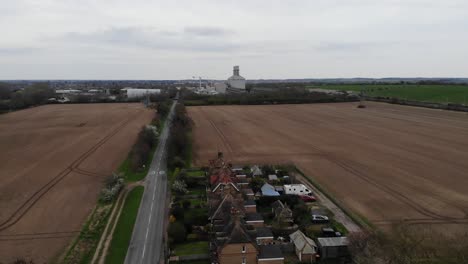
[
  {"x1": 121, "y1": 88, "x2": 161, "y2": 98},
  {"x1": 226, "y1": 65, "x2": 246, "y2": 93}
]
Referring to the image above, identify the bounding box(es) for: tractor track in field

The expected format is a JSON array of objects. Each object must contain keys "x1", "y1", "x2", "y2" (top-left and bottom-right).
[
  {"x1": 0, "y1": 230, "x2": 80, "y2": 241},
  {"x1": 0, "y1": 111, "x2": 142, "y2": 232},
  {"x1": 202, "y1": 108, "x2": 234, "y2": 154},
  {"x1": 258, "y1": 106, "x2": 468, "y2": 222}
]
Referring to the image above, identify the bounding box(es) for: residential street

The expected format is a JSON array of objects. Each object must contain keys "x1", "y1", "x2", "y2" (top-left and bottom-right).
[{"x1": 124, "y1": 99, "x2": 177, "y2": 264}]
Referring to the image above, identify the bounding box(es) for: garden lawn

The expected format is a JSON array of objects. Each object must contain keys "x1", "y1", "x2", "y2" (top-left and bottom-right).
[{"x1": 174, "y1": 241, "x2": 209, "y2": 256}]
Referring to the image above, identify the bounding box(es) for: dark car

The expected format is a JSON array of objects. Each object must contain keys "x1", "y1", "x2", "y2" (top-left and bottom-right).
[{"x1": 299, "y1": 195, "x2": 316, "y2": 202}]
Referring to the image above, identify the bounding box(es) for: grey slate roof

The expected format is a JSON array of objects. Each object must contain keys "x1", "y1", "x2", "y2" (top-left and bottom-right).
[
  {"x1": 255, "y1": 227, "x2": 273, "y2": 238},
  {"x1": 317, "y1": 237, "x2": 349, "y2": 247},
  {"x1": 258, "y1": 244, "x2": 284, "y2": 259},
  {"x1": 245, "y1": 213, "x2": 264, "y2": 222}
]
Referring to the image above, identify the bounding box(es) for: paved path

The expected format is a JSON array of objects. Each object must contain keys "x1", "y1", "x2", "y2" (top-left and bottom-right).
[
  {"x1": 124, "y1": 100, "x2": 176, "y2": 264},
  {"x1": 296, "y1": 174, "x2": 362, "y2": 233}
]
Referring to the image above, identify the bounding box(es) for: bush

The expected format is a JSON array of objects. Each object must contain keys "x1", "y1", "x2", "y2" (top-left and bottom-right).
[
  {"x1": 168, "y1": 222, "x2": 187, "y2": 244},
  {"x1": 171, "y1": 156, "x2": 186, "y2": 169},
  {"x1": 172, "y1": 180, "x2": 188, "y2": 194},
  {"x1": 99, "y1": 173, "x2": 124, "y2": 203}
]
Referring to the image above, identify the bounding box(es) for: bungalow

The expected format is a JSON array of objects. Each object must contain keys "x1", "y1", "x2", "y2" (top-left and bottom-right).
[
  {"x1": 289, "y1": 230, "x2": 318, "y2": 262},
  {"x1": 261, "y1": 183, "x2": 280, "y2": 197}
]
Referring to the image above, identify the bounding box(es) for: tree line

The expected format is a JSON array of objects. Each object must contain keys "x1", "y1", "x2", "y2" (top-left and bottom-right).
[
  {"x1": 348, "y1": 223, "x2": 468, "y2": 264},
  {"x1": 167, "y1": 103, "x2": 192, "y2": 169},
  {"x1": 183, "y1": 87, "x2": 358, "y2": 106},
  {"x1": 0, "y1": 82, "x2": 55, "y2": 112}
]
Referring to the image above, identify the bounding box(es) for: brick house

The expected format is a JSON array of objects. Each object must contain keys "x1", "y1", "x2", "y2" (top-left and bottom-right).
[{"x1": 215, "y1": 219, "x2": 258, "y2": 264}]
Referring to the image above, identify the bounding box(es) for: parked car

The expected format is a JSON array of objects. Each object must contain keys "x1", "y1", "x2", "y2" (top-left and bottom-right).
[
  {"x1": 311, "y1": 214, "x2": 329, "y2": 223},
  {"x1": 321, "y1": 227, "x2": 336, "y2": 237},
  {"x1": 299, "y1": 195, "x2": 316, "y2": 202}
]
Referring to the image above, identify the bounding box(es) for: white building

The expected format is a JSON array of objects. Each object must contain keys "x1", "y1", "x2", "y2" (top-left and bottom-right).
[
  {"x1": 227, "y1": 65, "x2": 246, "y2": 92},
  {"x1": 122, "y1": 88, "x2": 161, "y2": 98},
  {"x1": 283, "y1": 184, "x2": 313, "y2": 196},
  {"x1": 214, "y1": 82, "x2": 227, "y2": 94}
]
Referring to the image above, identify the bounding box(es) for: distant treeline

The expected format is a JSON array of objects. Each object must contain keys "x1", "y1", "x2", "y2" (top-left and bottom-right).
[
  {"x1": 0, "y1": 82, "x2": 54, "y2": 112},
  {"x1": 183, "y1": 87, "x2": 359, "y2": 106}
]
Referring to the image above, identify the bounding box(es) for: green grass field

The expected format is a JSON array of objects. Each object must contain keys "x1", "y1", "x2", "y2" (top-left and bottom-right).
[
  {"x1": 313, "y1": 84, "x2": 468, "y2": 104},
  {"x1": 105, "y1": 186, "x2": 144, "y2": 264}
]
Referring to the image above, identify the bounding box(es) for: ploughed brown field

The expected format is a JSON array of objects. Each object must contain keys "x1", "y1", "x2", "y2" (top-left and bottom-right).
[
  {"x1": 188, "y1": 102, "x2": 468, "y2": 232},
  {"x1": 0, "y1": 103, "x2": 153, "y2": 263}
]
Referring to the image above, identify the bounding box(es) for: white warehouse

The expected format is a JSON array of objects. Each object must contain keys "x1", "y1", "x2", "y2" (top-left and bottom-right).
[{"x1": 122, "y1": 88, "x2": 161, "y2": 98}]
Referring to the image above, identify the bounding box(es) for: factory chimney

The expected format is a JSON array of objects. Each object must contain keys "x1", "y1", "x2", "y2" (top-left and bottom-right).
[{"x1": 233, "y1": 66, "x2": 240, "y2": 76}]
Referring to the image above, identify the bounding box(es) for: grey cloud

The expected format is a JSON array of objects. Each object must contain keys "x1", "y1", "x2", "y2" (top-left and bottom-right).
[
  {"x1": 184, "y1": 26, "x2": 233, "y2": 37},
  {"x1": 0, "y1": 47, "x2": 40, "y2": 55},
  {"x1": 315, "y1": 41, "x2": 395, "y2": 52},
  {"x1": 61, "y1": 26, "x2": 239, "y2": 52}
]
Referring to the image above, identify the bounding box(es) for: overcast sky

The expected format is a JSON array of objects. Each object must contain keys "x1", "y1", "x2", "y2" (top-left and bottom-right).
[{"x1": 1, "y1": 0, "x2": 467, "y2": 80}]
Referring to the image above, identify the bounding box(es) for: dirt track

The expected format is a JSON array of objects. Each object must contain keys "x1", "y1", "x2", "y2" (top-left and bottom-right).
[
  {"x1": 188, "y1": 102, "x2": 468, "y2": 232},
  {"x1": 0, "y1": 103, "x2": 153, "y2": 263}
]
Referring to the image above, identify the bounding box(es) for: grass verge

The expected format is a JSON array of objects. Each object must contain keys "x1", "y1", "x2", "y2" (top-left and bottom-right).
[
  {"x1": 295, "y1": 166, "x2": 375, "y2": 230},
  {"x1": 62, "y1": 200, "x2": 116, "y2": 264},
  {"x1": 104, "y1": 186, "x2": 144, "y2": 264}
]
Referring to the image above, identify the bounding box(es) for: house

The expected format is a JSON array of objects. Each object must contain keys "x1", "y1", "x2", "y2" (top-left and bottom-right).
[
  {"x1": 209, "y1": 193, "x2": 245, "y2": 224},
  {"x1": 251, "y1": 165, "x2": 263, "y2": 177},
  {"x1": 261, "y1": 183, "x2": 280, "y2": 197},
  {"x1": 216, "y1": 219, "x2": 258, "y2": 264},
  {"x1": 244, "y1": 199, "x2": 257, "y2": 213},
  {"x1": 258, "y1": 244, "x2": 285, "y2": 264},
  {"x1": 271, "y1": 200, "x2": 293, "y2": 224},
  {"x1": 255, "y1": 227, "x2": 274, "y2": 245},
  {"x1": 245, "y1": 213, "x2": 264, "y2": 227},
  {"x1": 289, "y1": 230, "x2": 318, "y2": 262},
  {"x1": 317, "y1": 237, "x2": 349, "y2": 259},
  {"x1": 210, "y1": 167, "x2": 239, "y2": 195}
]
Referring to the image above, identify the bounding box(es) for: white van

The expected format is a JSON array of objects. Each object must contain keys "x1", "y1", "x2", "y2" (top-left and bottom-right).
[{"x1": 283, "y1": 184, "x2": 313, "y2": 196}]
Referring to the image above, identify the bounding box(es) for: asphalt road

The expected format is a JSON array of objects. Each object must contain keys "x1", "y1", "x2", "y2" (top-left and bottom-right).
[{"x1": 124, "y1": 100, "x2": 176, "y2": 264}]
